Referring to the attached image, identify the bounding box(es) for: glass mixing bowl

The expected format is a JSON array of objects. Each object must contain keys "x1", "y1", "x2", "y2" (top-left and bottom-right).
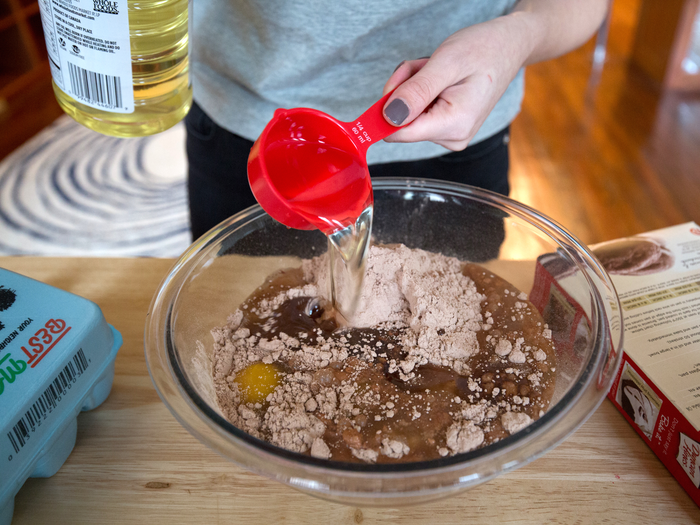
[{"x1": 145, "y1": 178, "x2": 622, "y2": 507}]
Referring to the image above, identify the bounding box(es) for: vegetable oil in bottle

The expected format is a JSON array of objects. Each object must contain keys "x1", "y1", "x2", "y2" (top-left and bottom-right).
[{"x1": 38, "y1": 0, "x2": 192, "y2": 137}]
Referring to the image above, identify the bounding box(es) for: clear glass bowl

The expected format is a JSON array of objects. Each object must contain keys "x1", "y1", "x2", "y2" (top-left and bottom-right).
[{"x1": 144, "y1": 178, "x2": 623, "y2": 507}]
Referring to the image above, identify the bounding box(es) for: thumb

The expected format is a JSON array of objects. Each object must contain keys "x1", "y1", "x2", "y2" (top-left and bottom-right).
[{"x1": 382, "y1": 59, "x2": 457, "y2": 127}]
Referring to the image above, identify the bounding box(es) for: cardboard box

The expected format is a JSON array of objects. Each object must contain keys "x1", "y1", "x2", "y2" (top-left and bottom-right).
[
  {"x1": 595, "y1": 222, "x2": 700, "y2": 507},
  {"x1": 529, "y1": 222, "x2": 700, "y2": 506}
]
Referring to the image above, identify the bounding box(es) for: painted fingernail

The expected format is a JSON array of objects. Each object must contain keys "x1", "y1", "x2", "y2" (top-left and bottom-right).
[
  {"x1": 384, "y1": 98, "x2": 409, "y2": 126},
  {"x1": 393, "y1": 60, "x2": 406, "y2": 73}
]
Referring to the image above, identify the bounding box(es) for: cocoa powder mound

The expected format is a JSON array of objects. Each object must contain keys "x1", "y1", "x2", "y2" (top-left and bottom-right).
[
  {"x1": 303, "y1": 245, "x2": 484, "y2": 376},
  {"x1": 211, "y1": 244, "x2": 556, "y2": 463}
]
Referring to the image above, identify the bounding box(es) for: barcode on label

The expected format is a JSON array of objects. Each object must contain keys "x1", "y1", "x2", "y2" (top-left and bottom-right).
[
  {"x1": 6, "y1": 349, "x2": 89, "y2": 455},
  {"x1": 67, "y1": 62, "x2": 123, "y2": 109}
]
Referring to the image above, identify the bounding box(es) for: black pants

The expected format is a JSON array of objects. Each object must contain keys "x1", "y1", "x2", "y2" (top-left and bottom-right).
[{"x1": 186, "y1": 101, "x2": 510, "y2": 241}]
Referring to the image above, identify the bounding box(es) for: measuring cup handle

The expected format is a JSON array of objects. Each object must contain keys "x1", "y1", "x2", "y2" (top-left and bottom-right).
[{"x1": 343, "y1": 92, "x2": 405, "y2": 156}]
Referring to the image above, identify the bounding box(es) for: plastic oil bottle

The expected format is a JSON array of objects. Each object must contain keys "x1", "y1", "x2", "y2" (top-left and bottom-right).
[{"x1": 37, "y1": 0, "x2": 192, "y2": 137}]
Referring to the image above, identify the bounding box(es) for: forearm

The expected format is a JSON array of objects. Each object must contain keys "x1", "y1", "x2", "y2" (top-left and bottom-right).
[
  {"x1": 511, "y1": 0, "x2": 611, "y2": 66},
  {"x1": 381, "y1": 0, "x2": 611, "y2": 148}
]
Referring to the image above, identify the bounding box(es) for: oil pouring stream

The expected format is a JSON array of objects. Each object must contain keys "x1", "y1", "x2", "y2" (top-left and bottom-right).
[{"x1": 326, "y1": 206, "x2": 373, "y2": 322}]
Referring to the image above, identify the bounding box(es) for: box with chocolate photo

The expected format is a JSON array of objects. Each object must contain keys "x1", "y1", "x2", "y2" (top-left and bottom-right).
[
  {"x1": 594, "y1": 222, "x2": 700, "y2": 507},
  {"x1": 529, "y1": 222, "x2": 700, "y2": 507}
]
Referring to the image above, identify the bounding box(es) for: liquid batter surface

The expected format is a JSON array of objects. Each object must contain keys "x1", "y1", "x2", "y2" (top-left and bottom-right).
[{"x1": 212, "y1": 245, "x2": 556, "y2": 463}]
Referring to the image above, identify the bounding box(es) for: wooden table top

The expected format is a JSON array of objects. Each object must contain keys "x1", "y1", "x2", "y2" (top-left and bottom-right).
[{"x1": 3, "y1": 256, "x2": 698, "y2": 524}]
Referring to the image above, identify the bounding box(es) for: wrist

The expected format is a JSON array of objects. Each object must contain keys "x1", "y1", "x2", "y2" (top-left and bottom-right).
[{"x1": 501, "y1": 10, "x2": 546, "y2": 67}]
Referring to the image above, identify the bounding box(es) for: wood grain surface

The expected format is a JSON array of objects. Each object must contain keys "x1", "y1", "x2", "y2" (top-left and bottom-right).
[
  {"x1": 510, "y1": 0, "x2": 700, "y2": 245},
  {"x1": 2, "y1": 256, "x2": 698, "y2": 524}
]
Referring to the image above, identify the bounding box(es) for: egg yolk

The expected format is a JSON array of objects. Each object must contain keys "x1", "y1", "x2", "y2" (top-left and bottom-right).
[{"x1": 234, "y1": 362, "x2": 281, "y2": 404}]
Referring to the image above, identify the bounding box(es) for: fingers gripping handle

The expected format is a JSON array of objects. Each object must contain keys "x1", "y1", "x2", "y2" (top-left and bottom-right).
[{"x1": 343, "y1": 92, "x2": 406, "y2": 156}]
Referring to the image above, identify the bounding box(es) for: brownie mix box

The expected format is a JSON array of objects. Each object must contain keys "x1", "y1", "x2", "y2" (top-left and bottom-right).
[
  {"x1": 594, "y1": 222, "x2": 700, "y2": 506},
  {"x1": 529, "y1": 221, "x2": 700, "y2": 506}
]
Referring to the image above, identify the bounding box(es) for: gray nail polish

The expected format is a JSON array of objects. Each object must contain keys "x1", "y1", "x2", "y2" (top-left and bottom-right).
[{"x1": 384, "y1": 98, "x2": 410, "y2": 126}]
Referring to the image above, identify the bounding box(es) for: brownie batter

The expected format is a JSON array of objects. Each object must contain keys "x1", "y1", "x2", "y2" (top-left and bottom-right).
[{"x1": 212, "y1": 245, "x2": 556, "y2": 463}]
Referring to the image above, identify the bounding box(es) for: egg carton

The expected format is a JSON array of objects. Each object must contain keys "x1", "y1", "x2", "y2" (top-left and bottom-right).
[{"x1": 0, "y1": 268, "x2": 122, "y2": 525}]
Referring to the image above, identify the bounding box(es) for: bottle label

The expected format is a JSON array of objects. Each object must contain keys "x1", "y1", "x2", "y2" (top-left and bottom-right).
[{"x1": 38, "y1": 0, "x2": 134, "y2": 114}]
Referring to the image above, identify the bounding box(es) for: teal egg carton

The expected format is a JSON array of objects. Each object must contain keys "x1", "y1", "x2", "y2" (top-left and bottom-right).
[{"x1": 0, "y1": 268, "x2": 122, "y2": 525}]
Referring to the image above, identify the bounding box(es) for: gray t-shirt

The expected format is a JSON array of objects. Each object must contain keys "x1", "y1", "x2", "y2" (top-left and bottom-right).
[{"x1": 191, "y1": 0, "x2": 523, "y2": 164}]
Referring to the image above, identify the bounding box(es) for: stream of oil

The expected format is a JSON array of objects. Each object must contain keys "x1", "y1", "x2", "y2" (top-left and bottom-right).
[{"x1": 324, "y1": 205, "x2": 373, "y2": 322}]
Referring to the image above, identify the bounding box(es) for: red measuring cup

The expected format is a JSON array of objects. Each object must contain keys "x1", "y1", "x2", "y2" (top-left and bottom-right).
[{"x1": 248, "y1": 92, "x2": 402, "y2": 234}]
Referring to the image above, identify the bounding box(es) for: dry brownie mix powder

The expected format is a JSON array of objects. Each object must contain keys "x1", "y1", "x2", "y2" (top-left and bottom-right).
[{"x1": 212, "y1": 244, "x2": 556, "y2": 463}]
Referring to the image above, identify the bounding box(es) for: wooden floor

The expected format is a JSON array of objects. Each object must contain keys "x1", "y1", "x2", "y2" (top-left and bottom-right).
[
  {"x1": 1, "y1": 0, "x2": 698, "y2": 246},
  {"x1": 0, "y1": 72, "x2": 63, "y2": 162},
  {"x1": 511, "y1": 0, "x2": 700, "y2": 244}
]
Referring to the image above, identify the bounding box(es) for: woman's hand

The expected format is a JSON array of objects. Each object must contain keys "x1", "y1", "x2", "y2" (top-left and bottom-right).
[{"x1": 382, "y1": 0, "x2": 609, "y2": 151}]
